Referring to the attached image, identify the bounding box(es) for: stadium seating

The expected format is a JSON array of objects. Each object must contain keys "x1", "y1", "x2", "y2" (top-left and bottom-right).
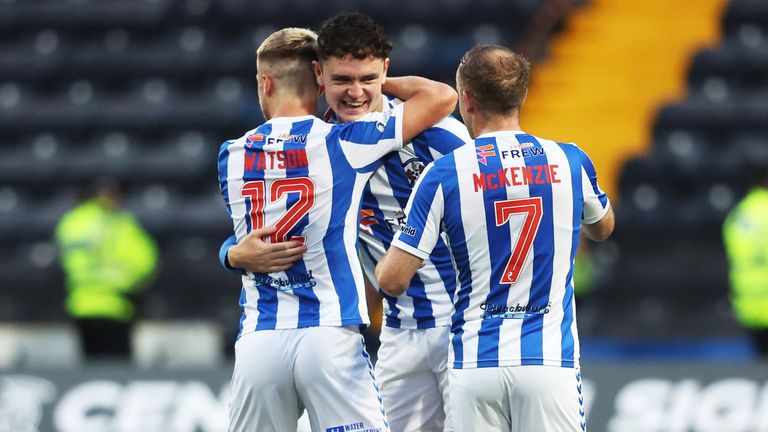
[
  {"x1": 9, "y1": 0, "x2": 761, "y2": 346},
  {"x1": 0, "y1": 0, "x2": 552, "y2": 328},
  {"x1": 604, "y1": 0, "x2": 768, "y2": 338}
]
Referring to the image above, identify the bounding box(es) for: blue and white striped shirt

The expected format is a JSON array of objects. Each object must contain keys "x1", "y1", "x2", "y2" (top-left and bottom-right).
[
  {"x1": 218, "y1": 106, "x2": 403, "y2": 338},
  {"x1": 357, "y1": 96, "x2": 471, "y2": 329},
  {"x1": 391, "y1": 131, "x2": 610, "y2": 369}
]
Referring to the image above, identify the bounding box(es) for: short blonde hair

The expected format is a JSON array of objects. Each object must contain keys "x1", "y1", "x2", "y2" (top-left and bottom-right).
[
  {"x1": 257, "y1": 27, "x2": 318, "y2": 63},
  {"x1": 256, "y1": 28, "x2": 318, "y2": 97}
]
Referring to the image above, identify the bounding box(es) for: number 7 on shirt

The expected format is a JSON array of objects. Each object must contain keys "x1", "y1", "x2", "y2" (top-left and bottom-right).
[{"x1": 494, "y1": 196, "x2": 543, "y2": 284}]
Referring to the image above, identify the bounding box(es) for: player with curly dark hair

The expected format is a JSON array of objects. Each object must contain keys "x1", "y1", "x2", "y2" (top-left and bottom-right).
[{"x1": 317, "y1": 12, "x2": 393, "y2": 61}]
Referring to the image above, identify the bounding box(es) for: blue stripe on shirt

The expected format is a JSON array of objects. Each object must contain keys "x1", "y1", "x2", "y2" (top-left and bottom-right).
[
  {"x1": 517, "y1": 133, "x2": 554, "y2": 365},
  {"x1": 429, "y1": 237, "x2": 457, "y2": 302}
]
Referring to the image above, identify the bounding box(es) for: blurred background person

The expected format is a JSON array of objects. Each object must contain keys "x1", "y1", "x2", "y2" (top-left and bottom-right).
[
  {"x1": 54, "y1": 179, "x2": 159, "y2": 361},
  {"x1": 723, "y1": 163, "x2": 768, "y2": 359}
]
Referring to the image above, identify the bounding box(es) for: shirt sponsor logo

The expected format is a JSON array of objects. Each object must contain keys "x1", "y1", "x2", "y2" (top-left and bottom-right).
[
  {"x1": 476, "y1": 144, "x2": 496, "y2": 166},
  {"x1": 326, "y1": 423, "x2": 380, "y2": 432},
  {"x1": 499, "y1": 146, "x2": 545, "y2": 159},
  {"x1": 253, "y1": 270, "x2": 316, "y2": 291},
  {"x1": 359, "y1": 210, "x2": 407, "y2": 236},
  {"x1": 480, "y1": 302, "x2": 551, "y2": 319},
  {"x1": 246, "y1": 132, "x2": 308, "y2": 148},
  {"x1": 399, "y1": 224, "x2": 417, "y2": 236},
  {"x1": 359, "y1": 209, "x2": 379, "y2": 227}
]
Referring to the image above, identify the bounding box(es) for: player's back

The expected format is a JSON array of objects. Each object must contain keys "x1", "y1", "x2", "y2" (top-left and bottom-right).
[
  {"x1": 219, "y1": 110, "x2": 403, "y2": 337},
  {"x1": 431, "y1": 130, "x2": 609, "y2": 369}
]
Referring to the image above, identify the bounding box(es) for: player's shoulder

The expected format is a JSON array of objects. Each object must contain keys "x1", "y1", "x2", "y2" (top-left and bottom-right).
[
  {"x1": 426, "y1": 148, "x2": 463, "y2": 176},
  {"x1": 428, "y1": 115, "x2": 471, "y2": 136},
  {"x1": 522, "y1": 133, "x2": 589, "y2": 157},
  {"x1": 221, "y1": 125, "x2": 260, "y2": 150}
]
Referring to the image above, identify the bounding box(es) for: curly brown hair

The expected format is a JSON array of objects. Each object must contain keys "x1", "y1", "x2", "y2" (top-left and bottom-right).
[
  {"x1": 317, "y1": 12, "x2": 393, "y2": 61},
  {"x1": 457, "y1": 45, "x2": 530, "y2": 115}
]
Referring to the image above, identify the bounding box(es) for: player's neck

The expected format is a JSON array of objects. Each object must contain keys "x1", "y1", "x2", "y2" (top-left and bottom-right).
[
  {"x1": 268, "y1": 98, "x2": 317, "y2": 119},
  {"x1": 470, "y1": 112, "x2": 522, "y2": 137},
  {"x1": 370, "y1": 94, "x2": 384, "y2": 112}
]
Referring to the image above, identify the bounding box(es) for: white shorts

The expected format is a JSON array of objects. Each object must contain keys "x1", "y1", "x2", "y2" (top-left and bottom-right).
[
  {"x1": 449, "y1": 365, "x2": 586, "y2": 432},
  {"x1": 374, "y1": 326, "x2": 451, "y2": 432},
  {"x1": 229, "y1": 326, "x2": 389, "y2": 432}
]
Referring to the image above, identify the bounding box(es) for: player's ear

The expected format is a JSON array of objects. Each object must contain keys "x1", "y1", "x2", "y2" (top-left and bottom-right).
[
  {"x1": 462, "y1": 89, "x2": 474, "y2": 113},
  {"x1": 263, "y1": 74, "x2": 274, "y2": 97},
  {"x1": 381, "y1": 58, "x2": 390, "y2": 82},
  {"x1": 312, "y1": 60, "x2": 323, "y2": 86}
]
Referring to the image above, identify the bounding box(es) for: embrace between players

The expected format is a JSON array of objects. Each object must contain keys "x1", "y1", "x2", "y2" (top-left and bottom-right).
[{"x1": 217, "y1": 12, "x2": 615, "y2": 432}]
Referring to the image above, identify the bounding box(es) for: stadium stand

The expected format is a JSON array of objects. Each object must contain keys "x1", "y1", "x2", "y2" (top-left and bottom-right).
[
  {"x1": 602, "y1": 0, "x2": 768, "y2": 339},
  {"x1": 0, "y1": 0, "x2": 562, "y2": 351},
  {"x1": 4, "y1": 0, "x2": 761, "y2": 360}
]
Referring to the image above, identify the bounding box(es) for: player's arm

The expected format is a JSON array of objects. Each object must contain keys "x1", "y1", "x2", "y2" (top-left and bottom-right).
[
  {"x1": 376, "y1": 247, "x2": 423, "y2": 297},
  {"x1": 220, "y1": 227, "x2": 307, "y2": 274},
  {"x1": 577, "y1": 145, "x2": 615, "y2": 242},
  {"x1": 383, "y1": 76, "x2": 457, "y2": 144},
  {"x1": 376, "y1": 162, "x2": 445, "y2": 296},
  {"x1": 582, "y1": 206, "x2": 614, "y2": 242}
]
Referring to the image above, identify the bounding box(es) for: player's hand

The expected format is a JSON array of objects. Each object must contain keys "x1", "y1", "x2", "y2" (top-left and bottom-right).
[{"x1": 227, "y1": 226, "x2": 307, "y2": 273}]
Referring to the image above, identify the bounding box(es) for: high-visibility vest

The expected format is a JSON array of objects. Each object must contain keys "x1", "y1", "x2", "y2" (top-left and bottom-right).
[
  {"x1": 723, "y1": 188, "x2": 768, "y2": 328},
  {"x1": 55, "y1": 200, "x2": 158, "y2": 321}
]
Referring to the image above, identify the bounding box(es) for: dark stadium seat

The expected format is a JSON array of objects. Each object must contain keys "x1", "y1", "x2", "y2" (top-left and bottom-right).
[
  {"x1": 722, "y1": 0, "x2": 768, "y2": 39},
  {"x1": 654, "y1": 97, "x2": 768, "y2": 134},
  {"x1": 0, "y1": 0, "x2": 172, "y2": 32},
  {"x1": 687, "y1": 46, "x2": 768, "y2": 93},
  {"x1": 145, "y1": 235, "x2": 241, "y2": 320},
  {"x1": 608, "y1": 0, "x2": 768, "y2": 340}
]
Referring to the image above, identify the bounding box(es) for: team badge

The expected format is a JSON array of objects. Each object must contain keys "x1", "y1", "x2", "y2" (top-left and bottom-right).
[{"x1": 402, "y1": 158, "x2": 426, "y2": 186}]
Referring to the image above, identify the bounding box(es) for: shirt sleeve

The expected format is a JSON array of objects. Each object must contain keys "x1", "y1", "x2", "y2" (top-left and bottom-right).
[
  {"x1": 411, "y1": 116, "x2": 472, "y2": 162},
  {"x1": 336, "y1": 103, "x2": 405, "y2": 171},
  {"x1": 219, "y1": 234, "x2": 243, "y2": 274},
  {"x1": 577, "y1": 146, "x2": 611, "y2": 224},
  {"x1": 391, "y1": 162, "x2": 444, "y2": 259}
]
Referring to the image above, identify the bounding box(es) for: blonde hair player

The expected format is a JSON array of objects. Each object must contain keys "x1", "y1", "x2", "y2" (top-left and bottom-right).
[{"x1": 219, "y1": 27, "x2": 456, "y2": 432}]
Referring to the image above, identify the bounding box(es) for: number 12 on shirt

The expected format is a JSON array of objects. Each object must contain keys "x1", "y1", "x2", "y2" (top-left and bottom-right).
[
  {"x1": 494, "y1": 196, "x2": 543, "y2": 284},
  {"x1": 241, "y1": 177, "x2": 315, "y2": 244}
]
